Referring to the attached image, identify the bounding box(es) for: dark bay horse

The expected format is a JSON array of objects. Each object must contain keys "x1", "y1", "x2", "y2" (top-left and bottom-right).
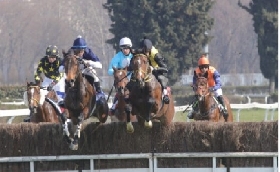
[
  {"x1": 193, "y1": 75, "x2": 233, "y2": 122},
  {"x1": 111, "y1": 67, "x2": 137, "y2": 127},
  {"x1": 26, "y1": 82, "x2": 63, "y2": 123},
  {"x1": 127, "y1": 54, "x2": 175, "y2": 132},
  {"x1": 63, "y1": 49, "x2": 108, "y2": 150}
]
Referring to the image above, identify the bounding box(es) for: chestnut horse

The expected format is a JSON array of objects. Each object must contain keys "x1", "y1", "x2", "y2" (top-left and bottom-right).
[
  {"x1": 26, "y1": 82, "x2": 64, "y2": 123},
  {"x1": 63, "y1": 49, "x2": 108, "y2": 150},
  {"x1": 126, "y1": 54, "x2": 175, "y2": 132},
  {"x1": 111, "y1": 67, "x2": 137, "y2": 124},
  {"x1": 193, "y1": 75, "x2": 233, "y2": 122}
]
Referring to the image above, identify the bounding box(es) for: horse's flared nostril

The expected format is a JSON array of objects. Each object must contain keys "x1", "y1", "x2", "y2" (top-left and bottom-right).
[{"x1": 70, "y1": 79, "x2": 75, "y2": 83}]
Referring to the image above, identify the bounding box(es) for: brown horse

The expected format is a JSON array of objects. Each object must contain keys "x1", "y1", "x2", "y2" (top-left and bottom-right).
[
  {"x1": 63, "y1": 49, "x2": 108, "y2": 150},
  {"x1": 26, "y1": 82, "x2": 64, "y2": 123},
  {"x1": 127, "y1": 54, "x2": 175, "y2": 132},
  {"x1": 111, "y1": 67, "x2": 137, "y2": 124},
  {"x1": 193, "y1": 75, "x2": 233, "y2": 122}
]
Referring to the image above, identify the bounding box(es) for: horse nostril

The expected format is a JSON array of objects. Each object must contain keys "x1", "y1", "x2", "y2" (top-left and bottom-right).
[{"x1": 70, "y1": 79, "x2": 74, "y2": 83}]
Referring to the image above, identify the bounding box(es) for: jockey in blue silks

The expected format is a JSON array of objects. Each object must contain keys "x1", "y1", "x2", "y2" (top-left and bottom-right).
[
  {"x1": 60, "y1": 35, "x2": 105, "y2": 100},
  {"x1": 107, "y1": 37, "x2": 133, "y2": 115}
]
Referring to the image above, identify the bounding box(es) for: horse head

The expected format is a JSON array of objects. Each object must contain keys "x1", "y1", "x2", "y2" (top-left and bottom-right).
[
  {"x1": 27, "y1": 82, "x2": 41, "y2": 114},
  {"x1": 63, "y1": 49, "x2": 83, "y2": 88},
  {"x1": 194, "y1": 71, "x2": 210, "y2": 101},
  {"x1": 131, "y1": 54, "x2": 151, "y2": 87},
  {"x1": 113, "y1": 67, "x2": 129, "y2": 95}
]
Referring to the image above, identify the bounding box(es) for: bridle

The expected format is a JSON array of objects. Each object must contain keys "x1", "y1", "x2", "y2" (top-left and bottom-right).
[
  {"x1": 114, "y1": 69, "x2": 129, "y2": 95},
  {"x1": 194, "y1": 77, "x2": 217, "y2": 118},
  {"x1": 131, "y1": 54, "x2": 151, "y2": 86},
  {"x1": 27, "y1": 85, "x2": 40, "y2": 114},
  {"x1": 65, "y1": 54, "x2": 83, "y2": 88}
]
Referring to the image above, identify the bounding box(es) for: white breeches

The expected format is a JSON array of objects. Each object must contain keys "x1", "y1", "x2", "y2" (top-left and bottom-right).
[
  {"x1": 209, "y1": 87, "x2": 223, "y2": 97},
  {"x1": 42, "y1": 75, "x2": 65, "y2": 101},
  {"x1": 82, "y1": 67, "x2": 99, "y2": 82}
]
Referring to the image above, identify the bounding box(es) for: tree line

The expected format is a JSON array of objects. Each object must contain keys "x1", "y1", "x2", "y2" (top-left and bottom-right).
[
  {"x1": 104, "y1": 0, "x2": 277, "y2": 93},
  {"x1": 0, "y1": 0, "x2": 277, "y2": 93}
]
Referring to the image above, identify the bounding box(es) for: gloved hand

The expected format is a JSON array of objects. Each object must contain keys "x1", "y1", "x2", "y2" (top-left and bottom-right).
[
  {"x1": 156, "y1": 67, "x2": 168, "y2": 73},
  {"x1": 47, "y1": 82, "x2": 56, "y2": 91},
  {"x1": 209, "y1": 87, "x2": 215, "y2": 92}
]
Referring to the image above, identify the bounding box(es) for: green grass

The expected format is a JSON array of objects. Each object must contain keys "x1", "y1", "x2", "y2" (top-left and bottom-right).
[{"x1": 174, "y1": 109, "x2": 278, "y2": 122}]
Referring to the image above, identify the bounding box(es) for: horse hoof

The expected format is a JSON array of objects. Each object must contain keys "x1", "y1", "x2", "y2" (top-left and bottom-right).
[
  {"x1": 69, "y1": 143, "x2": 78, "y2": 150},
  {"x1": 144, "y1": 120, "x2": 152, "y2": 129},
  {"x1": 126, "y1": 122, "x2": 134, "y2": 133}
]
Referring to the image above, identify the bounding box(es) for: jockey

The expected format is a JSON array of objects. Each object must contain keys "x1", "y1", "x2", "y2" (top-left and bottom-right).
[
  {"x1": 132, "y1": 38, "x2": 170, "y2": 104},
  {"x1": 67, "y1": 35, "x2": 105, "y2": 100},
  {"x1": 24, "y1": 45, "x2": 65, "y2": 122},
  {"x1": 187, "y1": 54, "x2": 228, "y2": 119},
  {"x1": 108, "y1": 37, "x2": 133, "y2": 115}
]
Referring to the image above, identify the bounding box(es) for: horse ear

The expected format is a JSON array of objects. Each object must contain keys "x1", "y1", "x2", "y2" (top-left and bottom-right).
[
  {"x1": 113, "y1": 67, "x2": 116, "y2": 72},
  {"x1": 124, "y1": 66, "x2": 127, "y2": 71}
]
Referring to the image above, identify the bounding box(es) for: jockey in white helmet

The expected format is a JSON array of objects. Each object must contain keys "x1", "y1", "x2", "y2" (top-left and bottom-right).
[{"x1": 107, "y1": 37, "x2": 134, "y2": 115}]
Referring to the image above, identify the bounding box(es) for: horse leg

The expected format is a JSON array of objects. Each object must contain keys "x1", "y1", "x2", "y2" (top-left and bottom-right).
[
  {"x1": 125, "y1": 103, "x2": 134, "y2": 133},
  {"x1": 144, "y1": 98, "x2": 154, "y2": 128},
  {"x1": 69, "y1": 114, "x2": 83, "y2": 150},
  {"x1": 62, "y1": 119, "x2": 73, "y2": 145}
]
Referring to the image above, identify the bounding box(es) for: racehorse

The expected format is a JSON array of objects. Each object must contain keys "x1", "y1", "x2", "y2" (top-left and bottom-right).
[
  {"x1": 127, "y1": 53, "x2": 175, "y2": 132},
  {"x1": 192, "y1": 74, "x2": 233, "y2": 122},
  {"x1": 26, "y1": 82, "x2": 64, "y2": 123},
  {"x1": 62, "y1": 49, "x2": 108, "y2": 150},
  {"x1": 111, "y1": 67, "x2": 137, "y2": 125}
]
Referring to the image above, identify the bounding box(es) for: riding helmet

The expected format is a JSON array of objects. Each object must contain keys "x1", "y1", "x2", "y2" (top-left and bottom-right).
[
  {"x1": 46, "y1": 45, "x2": 59, "y2": 57},
  {"x1": 198, "y1": 55, "x2": 210, "y2": 66},
  {"x1": 140, "y1": 38, "x2": 153, "y2": 51},
  {"x1": 71, "y1": 35, "x2": 87, "y2": 49},
  {"x1": 119, "y1": 37, "x2": 132, "y2": 48}
]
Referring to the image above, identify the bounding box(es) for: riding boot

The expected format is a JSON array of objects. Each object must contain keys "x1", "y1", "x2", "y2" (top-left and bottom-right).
[
  {"x1": 24, "y1": 112, "x2": 31, "y2": 122},
  {"x1": 109, "y1": 94, "x2": 118, "y2": 116},
  {"x1": 162, "y1": 87, "x2": 170, "y2": 104},
  {"x1": 94, "y1": 82, "x2": 105, "y2": 100},
  {"x1": 217, "y1": 95, "x2": 228, "y2": 117},
  {"x1": 187, "y1": 95, "x2": 198, "y2": 119}
]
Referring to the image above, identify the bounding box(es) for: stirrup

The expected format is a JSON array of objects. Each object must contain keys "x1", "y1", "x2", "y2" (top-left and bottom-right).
[{"x1": 96, "y1": 91, "x2": 105, "y2": 100}]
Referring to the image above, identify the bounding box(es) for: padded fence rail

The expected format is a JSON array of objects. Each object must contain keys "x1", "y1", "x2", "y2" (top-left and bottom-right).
[{"x1": 0, "y1": 152, "x2": 277, "y2": 172}]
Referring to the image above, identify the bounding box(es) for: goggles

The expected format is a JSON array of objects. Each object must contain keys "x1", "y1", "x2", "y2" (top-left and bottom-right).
[{"x1": 199, "y1": 65, "x2": 209, "y2": 69}]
